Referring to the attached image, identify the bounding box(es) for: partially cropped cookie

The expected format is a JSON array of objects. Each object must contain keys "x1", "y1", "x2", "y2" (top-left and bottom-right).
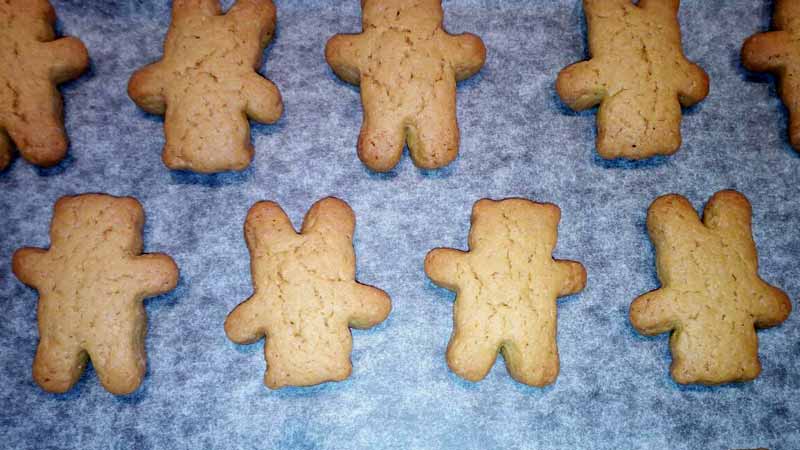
[
  {"x1": 12, "y1": 194, "x2": 179, "y2": 395},
  {"x1": 225, "y1": 197, "x2": 391, "y2": 389},
  {"x1": 556, "y1": 0, "x2": 708, "y2": 159},
  {"x1": 630, "y1": 190, "x2": 792, "y2": 385},
  {"x1": 0, "y1": 0, "x2": 89, "y2": 170},
  {"x1": 325, "y1": 0, "x2": 486, "y2": 172},
  {"x1": 425, "y1": 199, "x2": 586, "y2": 386},
  {"x1": 742, "y1": 0, "x2": 800, "y2": 153},
  {"x1": 128, "y1": 0, "x2": 283, "y2": 173}
]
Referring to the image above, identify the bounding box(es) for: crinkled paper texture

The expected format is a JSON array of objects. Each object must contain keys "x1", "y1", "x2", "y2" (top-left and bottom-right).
[{"x1": 0, "y1": 0, "x2": 797, "y2": 449}]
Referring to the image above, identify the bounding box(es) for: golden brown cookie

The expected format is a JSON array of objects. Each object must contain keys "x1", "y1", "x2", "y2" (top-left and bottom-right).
[
  {"x1": 742, "y1": 0, "x2": 800, "y2": 153},
  {"x1": 424, "y1": 199, "x2": 586, "y2": 386},
  {"x1": 325, "y1": 0, "x2": 486, "y2": 172},
  {"x1": 12, "y1": 194, "x2": 179, "y2": 395},
  {"x1": 0, "y1": 0, "x2": 89, "y2": 170},
  {"x1": 630, "y1": 190, "x2": 792, "y2": 385},
  {"x1": 225, "y1": 197, "x2": 391, "y2": 389},
  {"x1": 128, "y1": 0, "x2": 283, "y2": 173},
  {"x1": 556, "y1": 0, "x2": 708, "y2": 159}
]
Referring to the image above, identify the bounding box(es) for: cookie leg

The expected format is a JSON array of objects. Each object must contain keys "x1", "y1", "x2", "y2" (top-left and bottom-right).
[
  {"x1": 6, "y1": 88, "x2": 68, "y2": 167},
  {"x1": 32, "y1": 339, "x2": 88, "y2": 393},
  {"x1": 446, "y1": 331, "x2": 499, "y2": 382},
  {"x1": 501, "y1": 335, "x2": 559, "y2": 387},
  {"x1": 0, "y1": 129, "x2": 12, "y2": 171},
  {"x1": 357, "y1": 108, "x2": 405, "y2": 172},
  {"x1": 90, "y1": 336, "x2": 147, "y2": 395},
  {"x1": 407, "y1": 91, "x2": 459, "y2": 170}
]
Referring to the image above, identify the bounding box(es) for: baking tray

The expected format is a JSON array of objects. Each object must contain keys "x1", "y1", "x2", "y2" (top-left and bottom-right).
[{"x1": 1, "y1": 0, "x2": 798, "y2": 448}]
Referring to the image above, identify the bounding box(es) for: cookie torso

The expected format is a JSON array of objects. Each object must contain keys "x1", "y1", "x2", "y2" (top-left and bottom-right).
[
  {"x1": 0, "y1": 0, "x2": 88, "y2": 169},
  {"x1": 225, "y1": 198, "x2": 391, "y2": 389},
  {"x1": 326, "y1": 0, "x2": 485, "y2": 172},
  {"x1": 630, "y1": 191, "x2": 792, "y2": 384},
  {"x1": 12, "y1": 194, "x2": 179, "y2": 394},
  {"x1": 556, "y1": 0, "x2": 708, "y2": 159},
  {"x1": 128, "y1": 0, "x2": 283, "y2": 173},
  {"x1": 425, "y1": 199, "x2": 586, "y2": 386}
]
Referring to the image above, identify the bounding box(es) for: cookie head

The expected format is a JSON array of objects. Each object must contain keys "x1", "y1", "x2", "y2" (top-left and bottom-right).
[
  {"x1": 51, "y1": 195, "x2": 144, "y2": 252},
  {"x1": 362, "y1": 0, "x2": 443, "y2": 31}
]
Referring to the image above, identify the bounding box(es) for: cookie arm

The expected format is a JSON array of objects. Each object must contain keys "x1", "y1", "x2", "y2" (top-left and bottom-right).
[
  {"x1": 244, "y1": 72, "x2": 283, "y2": 124},
  {"x1": 441, "y1": 33, "x2": 487, "y2": 81},
  {"x1": 346, "y1": 283, "x2": 391, "y2": 329},
  {"x1": 752, "y1": 283, "x2": 792, "y2": 328},
  {"x1": 12, "y1": 248, "x2": 50, "y2": 288},
  {"x1": 556, "y1": 60, "x2": 607, "y2": 111},
  {"x1": 629, "y1": 288, "x2": 678, "y2": 335},
  {"x1": 128, "y1": 62, "x2": 169, "y2": 115},
  {"x1": 225, "y1": 296, "x2": 266, "y2": 343},
  {"x1": 675, "y1": 60, "x2": 709, "y2": 107},
  {"x1": 325, "y1": 34, "x2": 365, "y2": 86},
  {"x1": 741, "y1": 31, "x2": 791, "y2": 73},
  {"x1": 424, "y1": 248, "x2": 466, "y2": 291},
  {"x1": 130, "y1": 253, "x2": 180, "y2": 298},
  {"x1": 554, "y1": 259, "x2": 587, "y2": 297},
  {"x1": 39, "y1": 37, "x2": 90, "y2": 84}
]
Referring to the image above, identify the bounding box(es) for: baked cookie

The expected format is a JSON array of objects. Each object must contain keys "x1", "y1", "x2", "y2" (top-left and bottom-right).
[
  {"x1": 630, "y1": 190, "x2": 792, "y2": 385},
  {"x1": 128, "y1": 0, "x2": 283, "y2": 173},
  {"x1": 225, "y1": 197, "x2": 391, "y2": 389},
  {"x1": 424, "y1": 199, "x2": 586, "y2": 386},
  {"x1": 325, "y1": 0, "x2": 486, "y2": 172},
  {"x1": 12, "y1": 194, "x2": 179, "y2": 395},
  {"x1": 742, "y1": 0, "x2": 800, "y2": 153},
  {"x1": 0, "y1": 0, "x2": 89, "y2": 170},
  {"x1": 556, "y1": 0, "x2": 708, "y2": 159}
]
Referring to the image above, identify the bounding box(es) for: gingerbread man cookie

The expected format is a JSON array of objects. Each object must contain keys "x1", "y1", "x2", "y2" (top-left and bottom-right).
[
  {"x1": 630, "y1": 191, "x2": 792, "y2": 384},
  {"x1": 0, "y1": 0, "x2": 89, "y2": 170},
  {"x1": 128, "y1": 0, "x2": 283, "y2": 173},
  {"x1": 325, "y1": 0, "x2": 486, "y2": 172},
  {"x1": 425, "y1": 199, "x2": 586, "y2": 386},
  {"x1": 225, "y1": 197, "x2": 391, "y2": 389},
  {"x1": 12, "y1": 194, "x2": 179, "y2": 394},
  {"x1": 556, "y1": 0, "x2": 708, "y2": 159},
  {"x1": 742, "y1": 0, "x2": 800, "y2": 153}
]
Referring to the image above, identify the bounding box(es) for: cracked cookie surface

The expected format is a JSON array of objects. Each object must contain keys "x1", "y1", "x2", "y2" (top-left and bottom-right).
[
  {"x1": 742, "y1": 0, "x2": 800, "y2": 153},
  {"x1": 225, "y1": 197, "x2": 391, "y2": 389},
  {"x1": 425, "y1": 198, "x2": 586, "y2": 386},
  {"x1": 630, "y1": 190, "x2": 792, "y2": 385},
  {"x1": 0, "y1": 0, "x2": 89, "y2": 170},
  {"x1": 556, "y1": 0, "x2": 708, "y2": 159},
  {"x1": 325, "y1": 0, "x2": 485, "y2": 172},
  {"x1": 12, "y1": 194, "x2": 179, "y2": 395},
  {"x1": 128, "y1": 0, "x2": 283, "y2": 173}
]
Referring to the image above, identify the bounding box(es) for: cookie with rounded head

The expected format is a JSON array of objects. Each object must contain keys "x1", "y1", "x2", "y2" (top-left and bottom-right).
[
  {"x1": 630, "y1": 190, "x2": 792, "y2": 385},
  {"x1": 128, "y1": 0, "x2": 283, "y2": 173},
  {"x1": 556, "y1": 0, "x2": 708, "y2": 159},
  {"x1": 742, "y1": 0, "x2": 800, "y2": 152},
  {"x1": 425, "y1": 198, "x2": 586, "y2": 386},
  {"x1": 325, "y1": 0, "x2": 486, "y2": 172},
  {"x1": 12, "y1": 194, "x2": 179, "y2": 395},
  {"x1": 225, "y1": 197, "x2": 391, "y2": 389},
  {"x1": 0, "y1": 0, "x2": 89, "y2": 170}
]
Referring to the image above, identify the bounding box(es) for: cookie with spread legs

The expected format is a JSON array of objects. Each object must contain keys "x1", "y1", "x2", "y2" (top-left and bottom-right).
[
  {"x1": 556, "y1": 0, "x2": 708, "y2": 159},
  {"x1": 12, "y1": 194, "x2": 179, "y2": 395},
  {"x1": 425, "y1": 198, "x2": 586, "y2": 386},
  {"x1": 0, "y1": 0, "x2": 89, "y2": 170},
  {"x1": 225, "y1": 197, "x2": 391, "y2": 389},
  {"x1": 630, "y1": 190, "x2": 792, "y2": 384},
  {"x1": 325, "y1": 0, "x2": 486, "y2": 172},
  {"x1": 128, "y1": 0, "x2": 283, "y2": 173},
  {"x1": 742, "y1": 0, "x2": 800, "y2": 153}
]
